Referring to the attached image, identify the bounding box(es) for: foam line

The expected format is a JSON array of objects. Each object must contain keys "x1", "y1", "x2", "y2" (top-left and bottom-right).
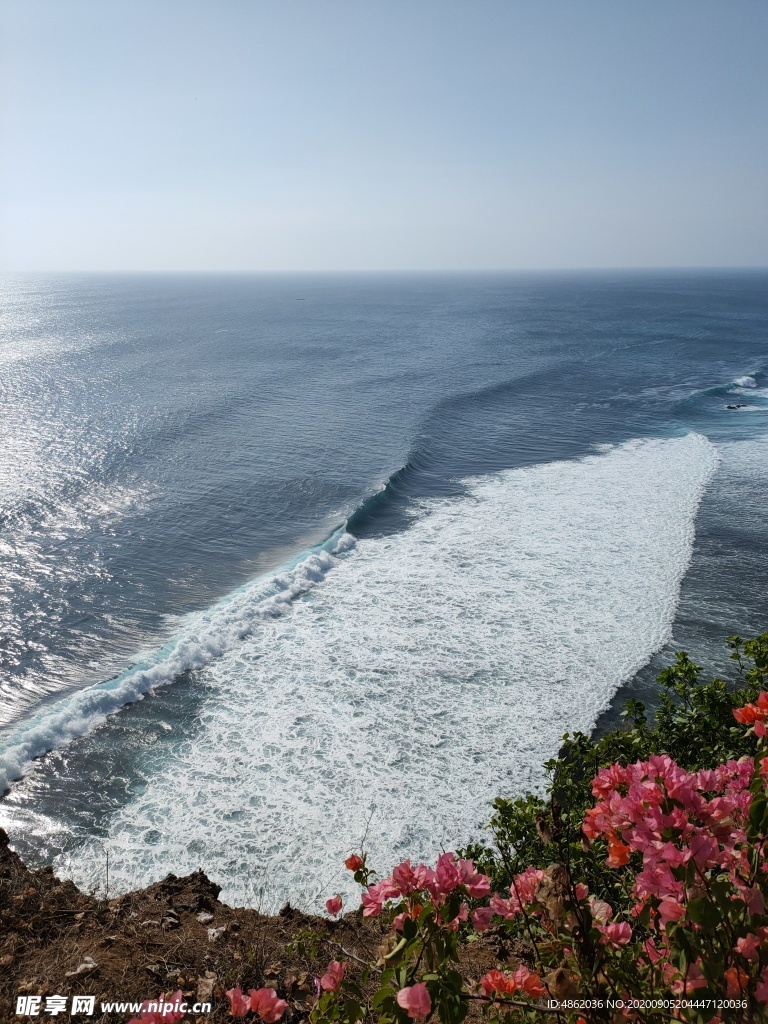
[{"x1": 0, "y1": 530, "x2": 354, "y2": 794}]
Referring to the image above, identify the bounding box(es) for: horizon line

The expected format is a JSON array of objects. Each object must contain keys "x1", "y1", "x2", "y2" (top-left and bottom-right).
[{"x1": 3, "y1": 265, "x2": 768, "y2": 276}]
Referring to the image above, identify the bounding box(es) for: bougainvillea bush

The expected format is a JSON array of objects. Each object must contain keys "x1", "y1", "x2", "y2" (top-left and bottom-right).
[
  {"x1": 298, "y1": 634, "x2": 768, "y2": 1024},
  {"x1": 133, "y1": 634, "x2": 768, "y2": 1024}
]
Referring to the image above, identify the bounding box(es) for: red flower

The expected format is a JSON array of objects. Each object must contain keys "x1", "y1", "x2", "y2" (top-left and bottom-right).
[
  {"x1": 479, "y1": 970, "x2": 516, "y2": 995},
  {"x1": 724, "y1": 966, "x2": 749, "y2": 998},
  {"x1": 606, "y1": 837, "x2": 630, "y2": 868},
  {"x1": 325, "y1": 894, "x2": 343, "y2": 917}
]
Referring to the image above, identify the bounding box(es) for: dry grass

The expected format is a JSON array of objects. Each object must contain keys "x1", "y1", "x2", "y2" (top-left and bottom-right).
[{"x1": 0, "y1": 829, "x2": 526, "y2": 1023}]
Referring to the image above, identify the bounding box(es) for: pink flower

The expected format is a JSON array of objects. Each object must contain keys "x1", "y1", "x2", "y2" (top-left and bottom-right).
[
  {"x1": 471, "y1": 907, "x2": 495, "y2": 933},
  {"x1": 458, "y1": 858, "x2": 491, "y2": 898},
  {"x1": 574, "y1": 883, "x2": 589, "y2": 901},
  {"x1": 512, "y1": 966, "x2": 547, "y2": 998},
  {"x1": 325, "y1": 894, "x2": 343, "y2": 917},
  {"x1": 509, "y1": 866, "x2": 545, "y2": 907},
  {"x1": 735, "y1": 933, "x2": 761, "y2": 961},
  {"x1": 361, "y1": 878, "x2": 400, "y2": 917},
  {"x1": 345, "y1": 854, "x2": 363, "y2": 871},
  {"x1": 435, "y1": 852, "x2": 462, "y2": 894},
  {"x1": 688, "y1": 834, "x2": 719, "y2": 869},
  {"x1": 361, "y1": 890, "x2": 383, "y2": 917},
  {"x1": 670, "y1": 961, "x2": 707, "y2": 995},
  {"x1": 396, "y1": 983, "x2": 432, "y2": 1019},
  {"x1": 658, "y1": 898, "x2": 685, "y2": 928},
  {"x1": 587, "y1": 897, "x2": 612, "y2": 925},
  {"x1": 130, "y1": 991, "x2": 186, "y2": 1024},
  {"x1": 249, "y1": 988, "x2": 288, "y2": 1023},
  {"x1": 393, "y1": 859, "x2": 420, "y2": 894},
  {"x1": 225, "y1": 987, "x2": 250, "y2": 1018},
  {"x1": 319, "y1": 960, "x2": 346, "y2": 992},
  {"x1": 597, "y1": 921, "x2": 632, "y2": 947},
  {"x1": 741, "y1": 886, "x2": 766, "y2": 916},
  {"x1": 392, "y1": 859, "x2": 433, "y2": 895}
]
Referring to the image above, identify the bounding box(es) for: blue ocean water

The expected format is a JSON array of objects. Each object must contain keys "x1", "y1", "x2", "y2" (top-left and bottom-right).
[{"x1": 0, "y1": 271, "x2": 766, "y2": 908}]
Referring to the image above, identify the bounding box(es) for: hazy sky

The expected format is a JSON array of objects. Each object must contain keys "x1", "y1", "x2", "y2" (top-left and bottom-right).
[{"x1": 1, "y1": 0, "x2": 767, "y2": 271}]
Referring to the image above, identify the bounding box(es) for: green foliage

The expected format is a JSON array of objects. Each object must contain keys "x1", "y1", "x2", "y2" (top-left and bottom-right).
[
  {"x1": 304, "y1": 633, "x2": 768, "y2": 1024},
  {"x1": 475, "y1": 633, "x2": 768, "y2": 901}
]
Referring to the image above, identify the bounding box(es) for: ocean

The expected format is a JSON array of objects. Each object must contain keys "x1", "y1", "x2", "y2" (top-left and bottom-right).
[{"x1": 0, "y1": 271, "x2": 766, "y2": 910}]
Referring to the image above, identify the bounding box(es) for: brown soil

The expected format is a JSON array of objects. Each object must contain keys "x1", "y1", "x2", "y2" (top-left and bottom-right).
[{"x1": 0, "y1": 829, "x2": 530, "y2": 1024}]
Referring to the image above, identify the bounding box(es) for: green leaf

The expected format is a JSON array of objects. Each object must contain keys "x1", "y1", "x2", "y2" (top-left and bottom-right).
[
  {"x1": 750, "y1": 795, "x2": 768, "y2": 832},
  {"x1": 685, "y1": 897, "x2": 720, "y2": 931}
]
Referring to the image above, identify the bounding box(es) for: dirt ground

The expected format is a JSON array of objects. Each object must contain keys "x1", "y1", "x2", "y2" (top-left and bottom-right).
[{"x1": 0, "y1": 828, "x2": 530, "y2": 1024}]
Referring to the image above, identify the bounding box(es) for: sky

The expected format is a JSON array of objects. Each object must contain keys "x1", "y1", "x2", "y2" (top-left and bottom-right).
[{"x1": 1, "y1": 0, "x2": 767, "y2": 272}]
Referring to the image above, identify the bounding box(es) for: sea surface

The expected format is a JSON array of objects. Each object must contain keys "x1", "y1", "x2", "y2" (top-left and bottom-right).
[{"x1": 0, "y1": 271, "x2": 766, "y2": 909}]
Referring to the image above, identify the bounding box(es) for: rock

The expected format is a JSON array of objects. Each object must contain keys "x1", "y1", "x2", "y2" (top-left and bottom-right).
[
  {"x1": 66, "y1": 956, "x2": 98, "y2": 978},
  {"x1": 196, "y1": 911, "x2": 214, "y2": 925},
  {"x1": 207, "y1": 926, "x2": 227, "y2": 942}
]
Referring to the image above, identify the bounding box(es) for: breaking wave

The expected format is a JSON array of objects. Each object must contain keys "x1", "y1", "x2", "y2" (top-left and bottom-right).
[
  {"x1": 0, "y1": 531, "x2": 355, "y2": 794},
  {"x1": 57, "y1": 433, "x2": 720, "y2": 908}
]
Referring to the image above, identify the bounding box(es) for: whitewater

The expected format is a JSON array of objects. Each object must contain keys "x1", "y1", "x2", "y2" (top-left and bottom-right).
[{"x1": 45, "y1": 434, "x2": 718, "y2": 906}]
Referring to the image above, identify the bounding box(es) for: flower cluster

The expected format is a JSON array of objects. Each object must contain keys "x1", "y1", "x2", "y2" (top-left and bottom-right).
[
  {"x1": 214, "y1": 683, "x2": 768, "y2": 1022},
  {"x1": 733, "y1": 691, "x2": 768, "y2": 736},
  {"x1": 226, "y1": 987, "x2": 288, "y2": 1021},
  {"x1": 584, "y1": 752, "x2": 755, "y2": 904}
]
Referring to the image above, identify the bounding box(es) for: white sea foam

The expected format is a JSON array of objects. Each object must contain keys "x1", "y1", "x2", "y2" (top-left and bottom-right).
[
  {"x1": 733, "y1": 375, "x2": 757, "y2": 388},
  {"x1": 0, "y1": 534, "x2": 353, "y2": 793},
  {"x1": 55, "y1": 434, "x2": 719, "y2": 909}
]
